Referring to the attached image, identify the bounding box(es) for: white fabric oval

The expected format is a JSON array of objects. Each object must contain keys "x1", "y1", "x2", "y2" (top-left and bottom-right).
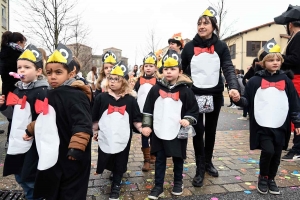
[
  {"x1": 98, "y1": 110, "x2": 130, "y2": 154},
  {"x1": 190, "y1": 52, "x2": 220, "y2": 88},
  {"x1": 137, "y1": 83, "x2": 153, "y2": 112},
  {"x1": 7, "y1": 102, "x2": 33, "y2": 155},
  {"x1": 153, "y1": 97, "x2": 182, "y2": 140},
  {"x1": 35, "y1": 105, "x2": 59, "y2": 170},
  {"x1": 254, "y1": 87, "x2": 289, "y2": 128}
]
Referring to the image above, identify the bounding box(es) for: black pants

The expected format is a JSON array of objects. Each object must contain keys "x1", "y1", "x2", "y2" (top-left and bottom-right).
[
  {"x1": 155, "y1": 149, "x2": 183, "y2": 186},
  {"x1": 291, "y1": 133, "x2": 300, "y2": 154},
  {"x1": 259, "y1": 131, "x2": 282, "y2": 179},
  {"x1": 2, "y1": 80, "x2": 15, "y2": 142},
  {"x1": 193, "y1": 96, "x2": 223, "y2": 162}
]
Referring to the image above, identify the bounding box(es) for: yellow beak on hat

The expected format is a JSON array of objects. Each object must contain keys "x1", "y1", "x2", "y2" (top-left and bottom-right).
[
  {"x1": 47, "y1": 50, "x2": 67, "y2": 64},
  {"x1": 202, "y1": 9, "x2": 214, "y2": 17},
  {"x1": 144, "y1": 57, "x2": 156, "y2": 64},
  {"x1": 269, "y1": 44, "x2": 281, "y2": 53},
  {"x1": 19, "y1": 49, "x2": 37, "y2": 62},
  {"x1": 104, "y1": 55, "x2": 117, "y2": 64},
  {"x1": 164, "y1": 57, "x2": 179, "y2": 67},
  {"x1": 110, "y1": 65, "x2": 124, "y2": 76},
  {"x1": 157, "y1": 60, "x2": 162, "y2": 68}
]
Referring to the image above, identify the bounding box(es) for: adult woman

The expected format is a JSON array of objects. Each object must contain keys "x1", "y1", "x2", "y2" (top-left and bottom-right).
[
  {"x1": 86, "y1": 66, "x2": 98, "y2": 91},
  {"x1": 0, "y1": 31, "x2": 26, "y2": 147},
  {"x1": 181, "y1": 7, "x2": 239, "y2": 187}
]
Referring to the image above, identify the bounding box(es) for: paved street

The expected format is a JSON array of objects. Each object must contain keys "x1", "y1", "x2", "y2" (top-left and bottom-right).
[{"x1": 0, "y1": 96, "x2": 300, "y2": 200}]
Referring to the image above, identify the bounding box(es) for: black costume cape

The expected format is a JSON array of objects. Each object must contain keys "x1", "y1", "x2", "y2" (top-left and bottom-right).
[
  {"x1": 92, "y1": 92, "x2": 142, "y2": 174},
  {"x1": 143, "y1": 75, "x2": 199, "y2": 159},
  {"x1": 34, "y1": 82, "x2": 93, "y2": 200},
  {"x1": 236, "y1": 70, "x2": 300, "y2": 150},
  {"x1": 0, "y1": 80, "x2": 48, "y2": 182}
]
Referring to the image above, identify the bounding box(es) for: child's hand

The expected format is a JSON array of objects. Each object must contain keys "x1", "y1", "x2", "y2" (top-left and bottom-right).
[
  {"x1": 229, "y1": 89, "x2": 240, "y2": 102},
  {"x1": 68, "y1": 156, "x2": 76, "y2": 160},
  {"x1": 23, "y1": 133, "x2": 33, "y2": 141},
  {"x1": 142, "y1": 127, "x2": 152, "y2": 137},
  {"x1": 0, "y1": 95, "x2": 5, "y2": 106},
  {"x1": 295, "y1": 128, "x2": 300, "y2": 135},
  {"x1": 180, "y1": 119, "x2": 190, "y2": 127},
  {"x1": 232, "y1": 96, "x2": 240, "y2": 102},
  {"x1": 93, "y1": 132, "x2": 98, "y2": 141}
]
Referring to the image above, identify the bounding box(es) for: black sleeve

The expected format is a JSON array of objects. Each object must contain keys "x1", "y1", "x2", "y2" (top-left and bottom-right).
[
  {"x1": 132, "y1": 96, "x2": 142, "y2": 123},
  {"x1": 243, "y1": 67, "x2": 254, "y2": 86},
  {"x1": 70, "y1": 97, "x2": 93, "y2": 136},
  {"x1": 286, "y1": 78, "x2": 300, "y2": 128},
  {"x1": 94, "y1": 89, "x2": 102, "y2": 98},
  {"x1": 183, "y1": 88, "x2": 199, "y2": 124},
  {"x1": 134, "y1": 78, "x2": 140, "y2": 92},
  {"x1": 92, "y1": 94, "x2": 101, "y2": 122},
  {"x1": 181, "y1": 45, "x2": 190, "y2": 73},
  {"x1": 283, "y1": 35, "x2": 300, "y2": 69},
  {"x1": 235, "y1": 81, "x2": 251, "y2": 107},
  {"x1": 220, "y1": 42, "x2": 239, "y2": 90}
]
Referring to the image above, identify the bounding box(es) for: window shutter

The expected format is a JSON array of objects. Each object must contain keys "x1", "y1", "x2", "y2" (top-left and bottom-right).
[{"x1": 246, "y1": 41, "x2": 252, "y2": 57}]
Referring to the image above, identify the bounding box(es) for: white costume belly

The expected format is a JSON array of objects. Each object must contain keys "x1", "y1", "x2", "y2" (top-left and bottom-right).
[
  {"x1": 137, "y1": 83, "x2": 153, "y2": 112},
  {"x1": 7, "y1": 102, "x2": 32, "y2": 155},
  {"x1": 254, "y1": 87, "x2": 289, "y2": 128},
  {"x1": 153, "y1": 97, "x2": 182, "y2": 140},
  {"x1": 98, "y1": 110, "x2": 130, "y2": 154},
  {"x1": 190, "y1": 52, "x2": 220, "y2": 88},
  {"x1": 35, "y1": 106, "x2": 59, "y2": 170}
]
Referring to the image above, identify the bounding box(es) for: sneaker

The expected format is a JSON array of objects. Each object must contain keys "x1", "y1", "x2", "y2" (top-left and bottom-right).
[
  {"x1": 227, "y1": 103, "x2": 233, "y2": 107},
  {"x1": 237, "y1": 116, "x2": 248, "y2": 120},
  {"x1": 109, "y1": 183, "x2": 121, "y2": 200},
  {"x1": 268, "y1": 179, "x2": 280, "y2": 195},
  {"x1": 281, "y1": 151, "x2": 300, "y2": 161},
  {"x1": 4, "y1": 141, "x2": 8, "y2": 149},
  {"x1": 257, "y1": 175, "x2": 268, "y2": 194},
  {"x1": 148, "y1": 185, "x2": 164, "y2": 200},
  {"x1": 230, "y1": 104, "x2": 237, "y2": 108},
  {"x1": 171, "y1": 181, "x2": 183, "y2": 196}
]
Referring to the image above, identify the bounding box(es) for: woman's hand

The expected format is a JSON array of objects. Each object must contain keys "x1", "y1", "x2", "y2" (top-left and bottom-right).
[
  {"x1": 180, "y1": 119, "x2": 190, "y2": 127},
  {"x1": 142, "y1": 127, "x2": 152, "y2": 137},
  {"x1": 0, "y1": 95, "x2": 5, "y2": 107},
  {"x1": 229, "y1": 89, "x2": 240, "y2": 102},
  {"x1": 93, "y1": 132, "x2": 98, "y2": 141},
  {"x1": 23, "y1": 133, "x2": 33, "y2": 141}
]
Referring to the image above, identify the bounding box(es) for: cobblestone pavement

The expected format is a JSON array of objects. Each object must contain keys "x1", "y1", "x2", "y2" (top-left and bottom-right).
[{"x1": 1, "y1": 96, "x2": 300, "y2": 199}]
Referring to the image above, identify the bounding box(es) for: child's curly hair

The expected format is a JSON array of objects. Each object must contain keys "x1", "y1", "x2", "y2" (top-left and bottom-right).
[
  {"x1": 106, "y1": 75, "x2": 132, "y2": 97},
  {"x1": 262, "y1": 53, "x2": 284, "y2": 68},
  {"x1": 96, "y1": 63, "x2": 114, "y2": 90}
]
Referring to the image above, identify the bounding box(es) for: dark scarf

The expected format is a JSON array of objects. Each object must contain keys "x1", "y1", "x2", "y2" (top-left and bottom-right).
[{"x1": 192, "y1": 33, "x2": 218, "y2": 48}]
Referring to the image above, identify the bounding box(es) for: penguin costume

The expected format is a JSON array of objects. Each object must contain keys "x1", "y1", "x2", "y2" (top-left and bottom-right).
[
  {"x1": 0, "y1": 45, "x2": 48, "y2": 198},
  {"x1": 92, "y1": 61, "x2": 142, "y2": 199},
  {"x1": 142, "y1": 50, "x2": 198, "y2": 198},
  {"x1": 235, "y1": 38, "x2": 300, "y2": 194},
  {"x1": 33, "y1": 43, "x2": 93, "y2": 200}
]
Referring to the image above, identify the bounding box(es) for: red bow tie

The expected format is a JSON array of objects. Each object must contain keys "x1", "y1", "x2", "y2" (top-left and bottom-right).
[
  {"x1": 140, "y1": 77, "x2": 156, "y2": 85},
  {"x1": 6, "y1": 92, "x2": 27, "y2": 109},
  {"x1": 159, "y1": 89, "x2": 180, "y2": 101},
  {"x1": 194, "y1": 46, "x2": 215, "y2": 56},
  {"x1": 107, "y1": 104, "x2": 126, "y2": 115},
  {"x1": 261, "y1": 79, "x2": 285, "y2": 90},
  {"x1": 35, "y1": 98, "x2": 49, "y2": 115}
]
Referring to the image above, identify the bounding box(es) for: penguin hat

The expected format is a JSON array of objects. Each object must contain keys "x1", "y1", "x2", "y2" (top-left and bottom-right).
[
  {"x1": 110, "y1": 61, "x2": 129, "y2": 77},
  {"x1": 259, "y1": 38, "x2": 281, "y2": 61},
  {"x1": 143, "y1": 52, "x2": 157, "y2": 65},
  {"x1": 102, "y1": 50, "x2": 117, "y2": 64},
  {"x1": 159, "y1": 49, "x2": 182, "y2": 73},
  {"x1": 18, "y1": 44, "x2": 43, "y2": 69},
  {"x1": 47, "y1": 43, "x2": 75, "y2": 72},
  {"x1": 198, "y1": 6, "x2": 218, "y2": 25}
]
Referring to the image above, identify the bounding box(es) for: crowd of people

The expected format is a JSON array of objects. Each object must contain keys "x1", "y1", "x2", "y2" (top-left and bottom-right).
[{"x1": 0, "y1": 4, "x2": 300, "y2": 200}]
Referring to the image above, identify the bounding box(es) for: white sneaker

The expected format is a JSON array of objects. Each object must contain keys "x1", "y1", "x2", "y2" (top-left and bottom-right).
[
  {"x1": 237, "y1": 116, "x2": 248, "y2": 120},
  {"x1": 293, "y1": 155, "x2": 300, "y2": 160},
  {"x1": 230, "y1": 105, "x2": 237, "y2": 108}
]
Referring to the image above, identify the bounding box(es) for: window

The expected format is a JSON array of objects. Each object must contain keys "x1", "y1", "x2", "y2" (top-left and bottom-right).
[
  {"x1": 229, "y1": 44, "x2": 236, "y2": 59},
  {"x1": 2, "y1": 5, "x2": 6, "y2": 29},
  {"x1": 246, "y1": 41, "x2": 265, "y2": 57},
  {"x1": 97, "y1": 59, "x2": 100, "y2": 65}
]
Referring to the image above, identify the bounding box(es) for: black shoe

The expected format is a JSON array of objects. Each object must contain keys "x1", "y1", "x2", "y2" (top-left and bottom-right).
[
  {"x1": 171, "y1": 181, "x2": 183, "y2": 196},
  {"x1": 205, "y1": 162, "x2": 219, "y2": 177},
  {"x1": 109, "y1": 172, "x2": 113, "y2": 180},
  {"x1": 257, "y1": 175, "x2": 268, "y2": 194},
  {"x1": 109, "y1": 183, "x2": 121, "y2": 200},
  {"x1": 268, "y1": 179, "x2": 280, "y2": 195},
  {"x1": 281, "y1": 151, "x2": 300, "y2": 161},
  {"x1": 148, "y1": 185, "x2": 164, "y2": 199},
  {"x1": 227, "y1": 103, "x2": 233, "y2": 107},
  {"x1": 192, "y1": 155, "x2": 205, "y2": 187}
]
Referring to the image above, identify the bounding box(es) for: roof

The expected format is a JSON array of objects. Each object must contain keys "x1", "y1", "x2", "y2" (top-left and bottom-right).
[
  {"x1": 66, "y1": 43, "x2": 92, "y2": 49},
  {"x1": 103, "y1": 47, "x2": 122, "y2": 51},
  {"x1": 280, "y1": 34, "x2": 290, "y2": 39},
  {"x1": 223, "y1": 22, "x2": 276, "y2": 41}
]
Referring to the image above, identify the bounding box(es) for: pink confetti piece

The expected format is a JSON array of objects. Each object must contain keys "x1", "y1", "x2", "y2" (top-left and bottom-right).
[
  {"x1": 182, "y1": 174, "x2": 186, "y2": 177},
  {"x1": 211, "y1": 198, "x2": 218, "y2": 200},
  {"x1": 235, "y1": 176, "x2": 241, "y2": 180}
]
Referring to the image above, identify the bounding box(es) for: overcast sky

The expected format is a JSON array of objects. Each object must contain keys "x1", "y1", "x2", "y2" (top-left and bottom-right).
[{"x1": 9, "y1": 0, "x2": 300, "y2": 67}]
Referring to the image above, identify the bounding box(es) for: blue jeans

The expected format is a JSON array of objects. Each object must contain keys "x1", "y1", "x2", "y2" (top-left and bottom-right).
[
  {"x1": 15, "y1": 174, "x2": 42, "y2": 200},
  {"x1": 142, "y1": 134, "x2": 150, "y2": 148}
]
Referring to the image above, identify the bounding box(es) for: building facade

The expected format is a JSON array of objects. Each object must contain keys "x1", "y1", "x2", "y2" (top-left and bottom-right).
[
  {"x1": 92, "y1": 47, "x2": 128, "y2": 69},
  {"x1": 0, "y1": 0, "x2": 8, "y2": 34},
  {"x1": 223, "y1": 22, "x2": 288, "y2": 69}
]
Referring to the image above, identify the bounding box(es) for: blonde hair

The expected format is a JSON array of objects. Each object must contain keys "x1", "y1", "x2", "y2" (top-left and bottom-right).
[
  {"x1": 106, "y1": 75, "x2": 132, "y2": 97},
  {"x1": 96, "y1": 63, "x2": 114, "y2": 90},
  {"x1": 139, "y1": 64, "x2": 160, "y2": 78},
  {"x1": 262, "y1": 53, "x2": 284, "y2": 68},
  {"x1": 37, "y1": 47, "x2": 47, "y2": 76},
  {"x1": 257, "y1": 48, "x2": 264, "y2": 61}
]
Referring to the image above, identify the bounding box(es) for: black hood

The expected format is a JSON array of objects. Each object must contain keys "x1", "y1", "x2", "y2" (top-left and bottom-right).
[
  {"x1": 255, "y1": 69, "x2": 294, "y2": 79},
  {"x1": 192, "y1": 33, "x2": 218, "y2": 48}
]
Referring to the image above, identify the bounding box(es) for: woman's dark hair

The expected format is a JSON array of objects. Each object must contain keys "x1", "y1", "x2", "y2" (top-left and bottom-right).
[
  {"x1": 240, "y1": 69, "x2": 244, "y2": 75},
  {"x1": 1, "y1": 31, "x2": 26, "y2": 47},
  {"x1": 197, "y1": 16, "x2": 219, "y2": 38},
  {"x1": 235, "y1": 69, "x2": 240, "y2": 74},
  {"x1": 252, "y1": 58, "x2": 259, "y2": 67},
  {"x1": 91, "y1": 66, "x2": 97, "y2": 74}
]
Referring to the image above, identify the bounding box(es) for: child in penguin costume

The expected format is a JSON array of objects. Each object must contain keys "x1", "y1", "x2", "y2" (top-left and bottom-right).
[
  {"x1": 142, "y1": 49, "x2": 199, "y2": 199},
  {"x1": 95, "y1": 50, "x2": 117, "y2": 97},
  {"x1": 233, "y1": 39, "x2": 300, "y2": 195},
  {"x1": 134, "y1": 52, "x2": 158, "y2": 171},
  {"x1": 32, "y1": 43, "x2": 93, "y2": 200},
  {"x1": 0, "y1": 45, "x2": 48, "y2": 199},
  {"x1": 92, "y1": 61, "x2": 142, "y2": 200}
]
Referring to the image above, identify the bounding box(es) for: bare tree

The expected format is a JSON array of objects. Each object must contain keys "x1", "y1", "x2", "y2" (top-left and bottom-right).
[
  {"x1": 208, "y1": 0, "x2": 237, "y2": 40},
  {"x1": 139, "y1": 28, "x2": 162, "y2": 61},
  {"x1": 17, "y1": 0, "x2": 78, "y2": 52}
]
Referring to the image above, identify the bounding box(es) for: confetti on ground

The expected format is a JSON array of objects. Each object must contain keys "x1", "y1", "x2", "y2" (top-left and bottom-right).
[
  {"x1": 293, "y1": 171, "x2": 299, "y2": 174},
  {"x1": 135, "y1": 172, "x2": 141, "y2": 175},
  {"x1": 219, "y1": 166, "x2": 224, "y2": 169},
  {"x1": 184, "y1": 167, "x2": 188, "y2": 171},
  {"x1": 249, "y1": 185, "x2": 256, "y2": 189},
  {"x1": 211, "y1": 198, "x2": 218, "y2": 200},
  {"x1": 285, "y1": 176, "x2": 291, "y2": 179},
  {"x1": 235, "y1": 176, "x2": 241, "y2": 180},
  {"x1": 245, "y1": 182, "x2": 252, "y2": 185},
  {"x1": 281, "y1": 170, "x2": 288, "y2": 174},
  {"x1": 182, "y1": 174, "x2": 186, "y2": 177},
  {"x1": 244, "y1": 190, "x2": 251, "y2": 194},
  {"x1": 291, "y1": 187, "x2": 298, "y2": 189}
]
